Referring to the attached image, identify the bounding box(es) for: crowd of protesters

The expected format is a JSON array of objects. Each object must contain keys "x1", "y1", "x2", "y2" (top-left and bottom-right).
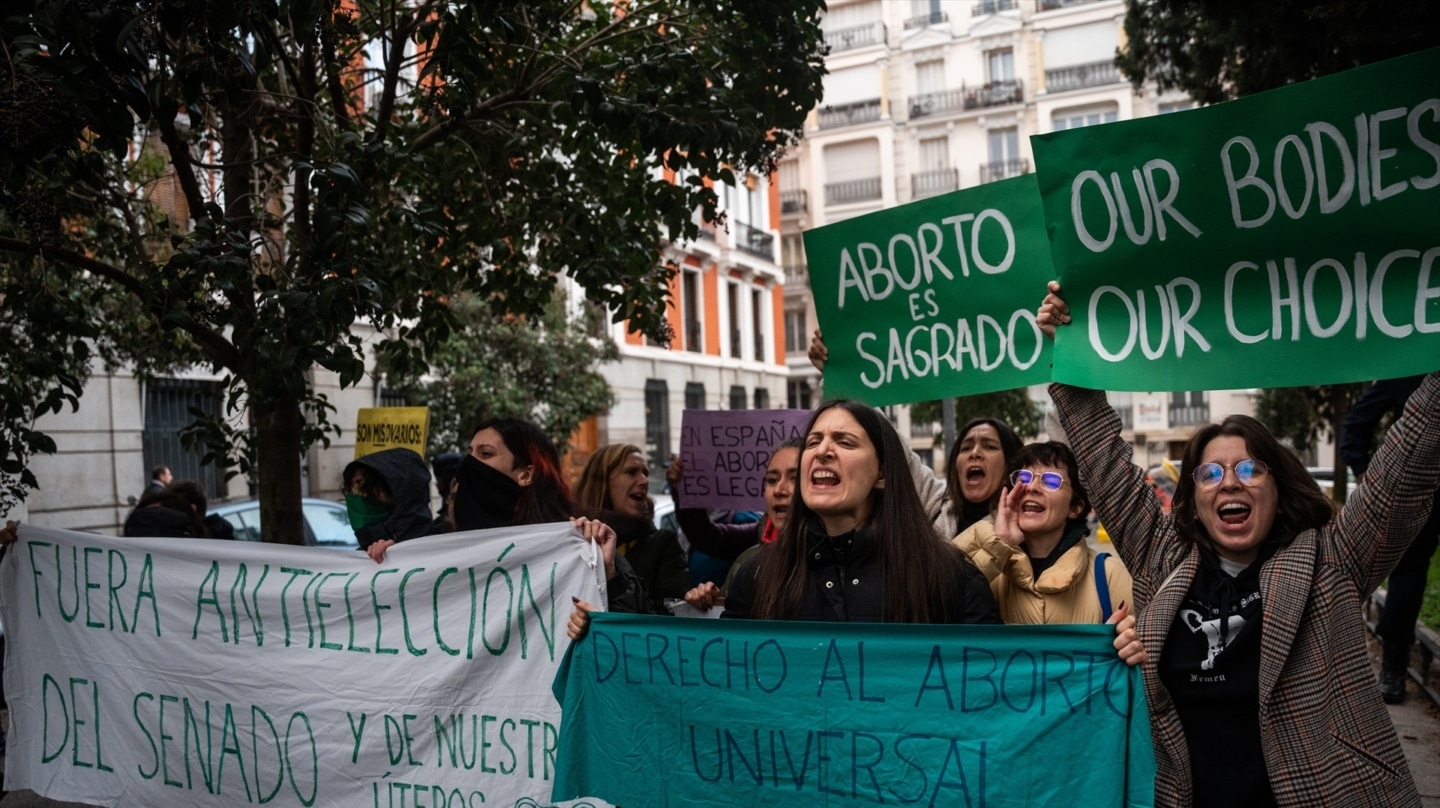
[{"x1": 1, "y1": 279, "x2": 1436, "y2": 808}]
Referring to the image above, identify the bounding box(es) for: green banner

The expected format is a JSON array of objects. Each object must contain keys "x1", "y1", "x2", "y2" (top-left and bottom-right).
[
  {"x1": 552, "y1": 613, "x2": 1156, "y2": 808},
  {"x1": 803, "y1": 175, "x2": 1056, "y2": 406},
  {"x1": 1032, "y1": 48, "x2": 1440, "y2": 391}
]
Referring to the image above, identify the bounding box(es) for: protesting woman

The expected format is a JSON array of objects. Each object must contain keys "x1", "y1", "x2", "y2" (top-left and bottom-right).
[
  {"x1": 671, "y1": 438, "x2": 802, "y2": 609},
  {"x1": 955, "y1": 441, "x2": 1133, "y2": 624},
  {"x1": 1039, "y1": 281, "x2": 1436, "y2": 807},
  {"x1": 574, "y1": 444, "x2": 689, "y2": 613},
  {"x1": 721, "y1": 399, "x2": 1001, "y2": 623}
]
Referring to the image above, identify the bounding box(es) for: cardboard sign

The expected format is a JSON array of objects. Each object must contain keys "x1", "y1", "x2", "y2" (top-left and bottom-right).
[
  {"x1": 1032, "y1": 48, "x2": 1440, "y2": 391},
  {"x1": 354, "y1": 407, "x2": 430, "y2": 458},
  {"x1": 553, "y1": 613, "x2": 1156, "y2": 808},
  {"x1": 678, "y1": 409, "x2": 811, "y2": 511},
  {"x1": 804, "y1": 175, "x2": 1055, "y2": 406}
]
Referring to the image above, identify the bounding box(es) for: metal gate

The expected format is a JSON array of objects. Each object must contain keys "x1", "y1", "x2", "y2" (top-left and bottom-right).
[{"x1": 142, "y1": 378, "x2": 223, "y2": 499}]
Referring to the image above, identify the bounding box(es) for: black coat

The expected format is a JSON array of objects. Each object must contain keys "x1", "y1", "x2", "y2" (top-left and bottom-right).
[{"x1": 723, "y1": 523, "x2": 1001, "y2": 624}]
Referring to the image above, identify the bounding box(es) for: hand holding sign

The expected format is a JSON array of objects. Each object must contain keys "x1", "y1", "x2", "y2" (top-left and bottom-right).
[{"x1": 1037, "y1": 280, "x2": 1072, "y2": 339}]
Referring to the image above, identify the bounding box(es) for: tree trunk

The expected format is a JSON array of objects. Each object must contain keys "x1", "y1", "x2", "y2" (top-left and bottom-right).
[{"x1": 254, "y1": 394, "x2": 307, "y2": 545}]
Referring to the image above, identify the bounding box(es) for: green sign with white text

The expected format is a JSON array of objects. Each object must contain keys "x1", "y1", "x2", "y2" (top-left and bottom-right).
[
  {"x1": 1032, "y1": 48, "x2": 1440, "y2": 391},
  {"x1": 803, "y1": 175, "x2": 1055, "y2": 406}
]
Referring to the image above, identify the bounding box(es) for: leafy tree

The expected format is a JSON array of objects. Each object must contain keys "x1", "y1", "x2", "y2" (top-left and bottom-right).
[
  {"x1": 910, "y1": 389, "x2": 1045, "y2": 447},
  {"x1": 0, "y1": 0, "x2": 826, "y2": 539},
  {"x1": 393, "y1": 291, "x2": 619, "y2": 455},
  {"x1": 1117, "y1": 0, "x2": 1440, "y2": 105},
  {"x1": 1255, "y1": 384, "x2": 1366, "y2": 502}
]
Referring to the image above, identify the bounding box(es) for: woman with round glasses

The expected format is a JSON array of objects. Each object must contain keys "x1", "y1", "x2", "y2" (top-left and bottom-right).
[
  {"x1": 1038, "y1": 281, "x2": 1438, "y2": 807},
  {"x1": 954, "y1": 441, "x2": 1133, "y2": 625}
]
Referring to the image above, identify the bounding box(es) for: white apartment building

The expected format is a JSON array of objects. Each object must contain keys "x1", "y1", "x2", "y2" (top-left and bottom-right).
[{"x1": 777, "y1": 0, "x2": 1280, "y2": 469}]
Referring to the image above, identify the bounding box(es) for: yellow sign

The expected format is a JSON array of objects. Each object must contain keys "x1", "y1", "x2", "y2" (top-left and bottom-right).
[{"x1": 354, "y1": 407, "x2": 430, "y2": 458}]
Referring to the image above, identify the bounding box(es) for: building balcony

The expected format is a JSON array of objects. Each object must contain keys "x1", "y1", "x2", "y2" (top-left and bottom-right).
[
  {"x1": 1045, "y1": 60, "x2": 1122, "y2": 93},
  {"x1": 825, "y1": 177, "x2": 882, "y2": 206},
  {"x1": 909, "y1": 88, "x2": 967, "y2": 118},
  {"x1": 967, "y1": 78, "x2": 1024, "y2": 109},
  {"x1": 911, "y1": 168, "x2": 959, "y2": 199},
  {"x1": 980, "y1": 158, "x2": 1029, "y2": 183},
  {"x1": 824, "y1": 21, "x2": 886, "y2": 53},
  {"x1": 733, "y1": 221, "x2": 775, "y2": 262},
  {"x1": 779, "y1": 189, "x2": 808, "y2": 215},
  {"x1": 910, "y1": 420, "x2": 937, "y2": 439},
  {"x1": 1039, "y1": 0, "x2": 1105, "y2": 10},
  {"x1": 818, "y1": 98, "x2": 883, "y2": 129},
  {"x1": 904, "y1": 10, "x2": 949, "y2": 29},
  {"x1": 972, "y1": 0, "x2": 1017, "y2": 14},
  {"x1": 1169, "y1": 405, "x2": 1211, "y2": 427},
  {"x1": 783, "y1": 264, "x2": 808, "y2": 286}
]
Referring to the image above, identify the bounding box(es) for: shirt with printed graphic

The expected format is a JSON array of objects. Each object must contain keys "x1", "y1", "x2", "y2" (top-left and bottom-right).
[{"x1": 1159, "y1": 552, "x2": 1275, "y2": 808}]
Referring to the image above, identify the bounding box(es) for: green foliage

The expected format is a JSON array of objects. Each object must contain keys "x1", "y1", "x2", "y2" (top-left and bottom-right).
[
  {"x1": 0, "y1": 0, "x2": 827, "y2": 527},
  {"x1": 1118, "y1": 0, "x2": 1440, "y2": 105},
  {"x1": 389, "y1": 291, "x2": 619, "y2": 454},
  {"x1": 1255, "y1": 384, "x2": 1365, "y2": 501},
  {"x1": 910, "y1": 389, "x2": 1045, "y2": 447}
]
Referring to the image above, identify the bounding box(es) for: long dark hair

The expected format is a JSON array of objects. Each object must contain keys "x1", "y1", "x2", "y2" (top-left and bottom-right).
[
  {"x1": 1010, "y1": 441, "x2": 1090, "y2": 536},
  {"x1": 471, "y1": 418, "x2": 576, "y2": 524},
  {"x1": 752, "y1": 399, "x2": 972, "y2": 623},
  {"x1": 1171, "y1": 415, "x2": 1334, "y2": 549},
  {"x1": 946, "y1": 416, "x2": 1023, "y2": 521}
]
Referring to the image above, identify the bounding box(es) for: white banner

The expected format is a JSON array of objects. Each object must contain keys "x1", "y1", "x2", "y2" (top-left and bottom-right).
[{"x1": 0, "y1": 521, "x2": 609, "y2": 808}]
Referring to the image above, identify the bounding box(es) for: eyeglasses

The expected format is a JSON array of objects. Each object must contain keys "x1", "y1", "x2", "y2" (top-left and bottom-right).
[
  {"x1": 1010, "y1": 469, "x2": 1065, "y2": 491},
  {"x1": 1191, "y1": 459, "x2": 1269, "y2": 489}
]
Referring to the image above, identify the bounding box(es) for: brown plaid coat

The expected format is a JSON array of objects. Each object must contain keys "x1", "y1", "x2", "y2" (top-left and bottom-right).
[{"x1": 1051, "y1": 373, "x2": 1439, "y2": 808}]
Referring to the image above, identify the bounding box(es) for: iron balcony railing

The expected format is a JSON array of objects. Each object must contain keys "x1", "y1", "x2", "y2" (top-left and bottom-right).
[
  {"x1": 779, "y1": 189, "x2": 808, "y2": 215},
  {"x1": 733, "y1": 221, "x2": 775, "y2": 261},
  {"x1": 980, "y1": 158, "x2": 1029, "y2": 183},
  {"x1": 910, "y1": 420, "x2": 937, "y2": 438},
  {"x1": 909, "y1": 88, "x2": 967, "y2": 118},
  {"x1": 824, "y1": 21, "x2": 886, "y2": 53},
  {"x1": 825, "y1": 177, "x2": 882, "y2": 206},
  {"x1": 967, "y1": 78, "x2": 1023, "y2": 109},
  {"x1": 818, "y1": 98, "x2": 883, "y2": 129},
  {"x1": 1046, "y1": 60, "x2": 1121, "y2": 93},
  {"x1": 754, "y1": 333, "x2": 765, "y2": 362},
  {"x1": 973, "y1": 0, "x2": 1017, "y2": 14},
  {"x1": 783, "y1": 264, "x2": 808, "y2": 286},
  {"x1": 904, "y1": 10, "x2": 949, "y2": 29},
  {"x1": 911, "y1": 168, "x2": 959, "y2": 199},
  {"x1": 1169, "y1": 405, "x2": 1211, "y2": 426}
]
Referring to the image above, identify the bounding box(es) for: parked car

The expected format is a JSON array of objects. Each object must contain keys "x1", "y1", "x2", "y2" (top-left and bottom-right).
[
  {"x1": 1307, "y1": 467, "x2": 1358, "y2": 499},
  {"x1": 209, "y1": 498, "x2": 360, "y2": 550}
]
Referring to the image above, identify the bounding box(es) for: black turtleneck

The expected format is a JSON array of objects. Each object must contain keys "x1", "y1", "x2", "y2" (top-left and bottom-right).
[
  {"x1": 1158, "y1": 543, "x2": 1276, "y2": 808},
  {"x1": 1024, "y1": 524, "x2": 1088, "y2": 578}
]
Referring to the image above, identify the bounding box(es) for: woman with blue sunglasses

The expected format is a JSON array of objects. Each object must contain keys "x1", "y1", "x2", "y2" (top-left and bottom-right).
[
  {"x1": 954, "y1": 441, "x2": 1134, "y2": 625},
  {"x1": 1039, "y1": 281, "x2": 1438, "y2": 808}
]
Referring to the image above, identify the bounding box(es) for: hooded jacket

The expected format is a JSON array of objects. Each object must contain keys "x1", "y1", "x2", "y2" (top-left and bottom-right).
[{"x1": 343, "y1": 448, "x2": 435, "y2": 550}]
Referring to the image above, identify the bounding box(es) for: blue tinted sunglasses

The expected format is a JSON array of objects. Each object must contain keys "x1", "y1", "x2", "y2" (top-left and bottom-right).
[
  {"x1": 1192, "y1": 459, "x2": 1269, "y2": 489},
  {"x1": 1009, "y1": 469, "x2": 1065, "y2": 491}
]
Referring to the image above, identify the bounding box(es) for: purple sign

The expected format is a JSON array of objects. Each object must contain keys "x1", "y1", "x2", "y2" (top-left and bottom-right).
[{"x1": 678, "y1": 409, "x2": 811, "y2": 511}]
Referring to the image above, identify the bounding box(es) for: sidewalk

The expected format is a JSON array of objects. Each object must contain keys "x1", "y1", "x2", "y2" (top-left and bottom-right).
[{"x1": 1370, "y1": 633, "x2": 1440, "y2": 807}]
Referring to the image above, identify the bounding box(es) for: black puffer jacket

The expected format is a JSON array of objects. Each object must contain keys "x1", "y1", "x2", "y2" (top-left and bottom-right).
[
  {"x1": 723, "y1": 522, "x2": 1001, "y2": 624},
  {"x1": 343, "y1": 448, "x2": 434, "y2": 550}
]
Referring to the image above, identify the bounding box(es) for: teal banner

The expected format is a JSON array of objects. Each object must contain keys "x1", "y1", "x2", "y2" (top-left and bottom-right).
[
  {"x1": 803, "y1": 175, "x2": 1055, "y2": 406},
  {"x1": 552, "y1": 613, "x2": 1155, "y2": 808},
  {"x1": 1032, "y1": 48, "x2": 1440, "y2": 391}
]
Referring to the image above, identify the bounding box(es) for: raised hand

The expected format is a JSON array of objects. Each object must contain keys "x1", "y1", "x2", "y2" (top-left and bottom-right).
[
  {"x1": 992, "y1": 484, "x2": 1026, "y2": 548},
  {"x1": 1037, "y1": 280, "x2": 1071, "y2": 339},
  {"x1": 572, "y1": 517, "x2": 618, "y2": 579},
  {"x1": 807, "y1": 328, "x2": 828, "y2": 372}
]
